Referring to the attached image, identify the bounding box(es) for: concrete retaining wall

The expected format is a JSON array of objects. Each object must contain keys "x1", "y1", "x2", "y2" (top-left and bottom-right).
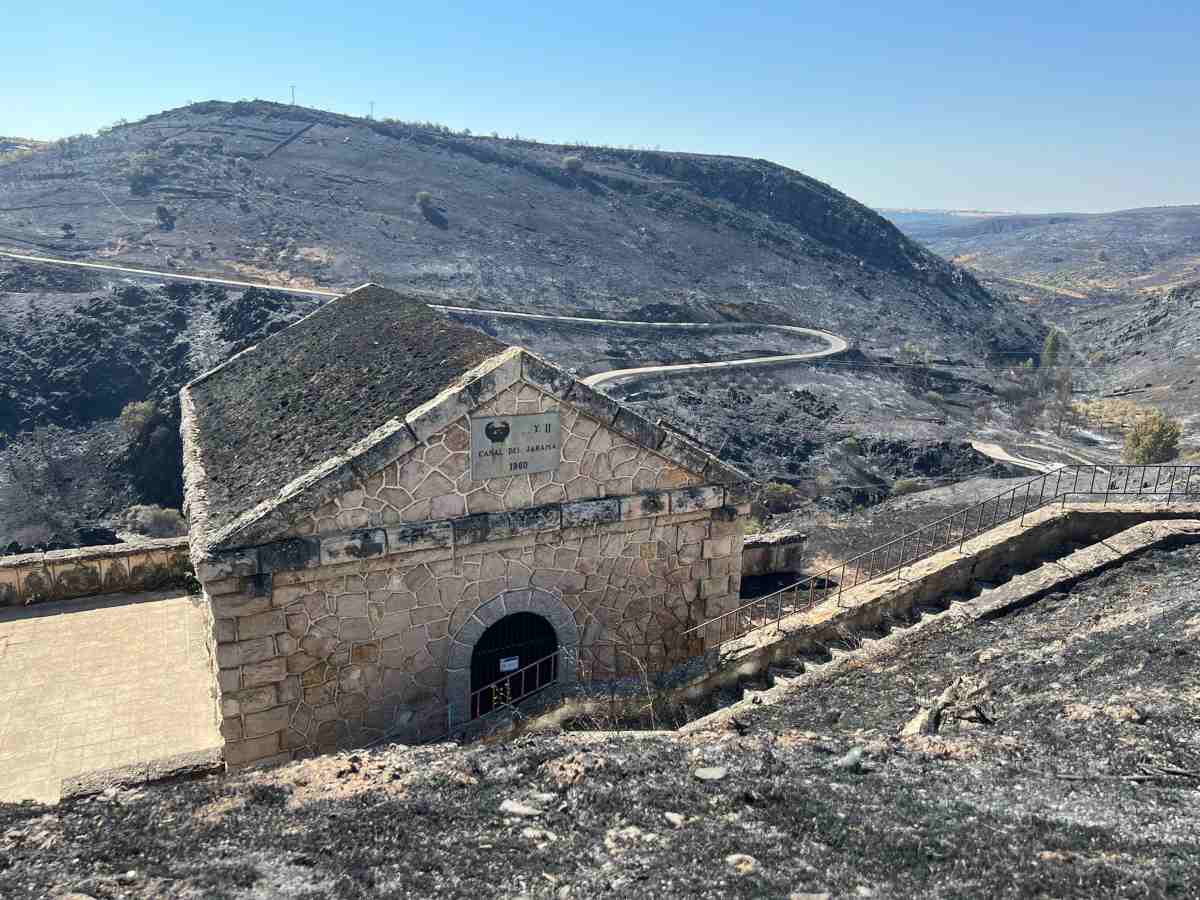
[
  {"x1": 681, "y1": 502, "x2": 1200, "y2": 699},
  {"x1": 0, "y1": 538, "x2": 192, "y2": 607},
  {"x1": 681, "y1": 515, "x2": 1200, "y2": 736},
  {"x1": 507, "y1": 502, "x2": 1200, "y2": 738}
]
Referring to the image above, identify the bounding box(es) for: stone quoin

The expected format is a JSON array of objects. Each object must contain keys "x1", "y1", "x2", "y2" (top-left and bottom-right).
[{"x1": 180, "y1": 284, "x2": 750, "y2": 768}]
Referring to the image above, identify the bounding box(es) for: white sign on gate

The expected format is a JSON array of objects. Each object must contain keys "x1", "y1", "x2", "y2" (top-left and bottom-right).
[
  {"x1": 470, "y1": 412, "x2": 561, "y2": 480},
  {"x1": 499, "y1": 656, "x2": 520, "y2": 673}
]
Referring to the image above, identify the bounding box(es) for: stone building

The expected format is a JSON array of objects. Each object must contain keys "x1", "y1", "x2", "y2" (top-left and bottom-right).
[{"x1": 181, "y1": 284, "x2": 749, "y2": 767}]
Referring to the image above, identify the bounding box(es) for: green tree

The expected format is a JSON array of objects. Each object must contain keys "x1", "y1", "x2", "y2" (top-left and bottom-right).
[
  {"x1": 1041, "y1": 329, "x2": 1064, "y2": 370},
  {"x1": 1123, "y1": 410, "x2": 1182, "y2": 464},
  {"x1": 118, "y1": 400, "x2": 156, "y2": 440},
  {"x1": 1050, "y1": 367, "x2": 1074, "y2": 435},
  {"x1": 123, "y1": 150, "x2": 167, "y2": 195}
]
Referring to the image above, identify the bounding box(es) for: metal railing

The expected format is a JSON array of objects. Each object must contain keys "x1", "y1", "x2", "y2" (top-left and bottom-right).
[
  {"x1": 469, "y1": 650, "x2": 560, "y2": 719},
  {"x1": 463, "y1": 637, "x2": 706, "y2": 724},
  {"x1": 684, "y1": 463, "x2": 1200, "y2": 649}
]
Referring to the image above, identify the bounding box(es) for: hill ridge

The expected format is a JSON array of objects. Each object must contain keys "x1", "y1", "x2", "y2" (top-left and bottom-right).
[{"x1": 0, "y1": 99, "x2": 1039, "y2": 357}]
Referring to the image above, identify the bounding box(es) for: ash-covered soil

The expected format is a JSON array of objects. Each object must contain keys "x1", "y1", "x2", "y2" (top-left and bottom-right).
[
  {"x1": 1041, "y1": 281, "x2": 1200, "y2": 431},
  {"x1": 0, "y1": 100, "x2": 1042, "y2": 358},
  {"x1": 886, "y1": 205, "x2": 1200, "y2": 294},
  {"x1": 776, "y1": 474, "x2": 1027, "y2": 570},
  {"x1": 0, "y1": 275, "x2": 320, "y2": 433},
  {"x1": 0, "y1": 264, "x2": 321, "y2": 545},
  {"x1": 607, "y1": 358, "x2": 1002, "y2": 508},
  {"x1": 446, "y1": 310, "x2": 826, "y2": 378},
  {"x1": 2, "y1": 545, "x2": 1196, "y2": 899}
]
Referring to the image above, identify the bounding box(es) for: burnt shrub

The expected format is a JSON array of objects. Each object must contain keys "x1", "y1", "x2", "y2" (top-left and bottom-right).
[
  {"x1": 125, "y1": 504, "x2": 186, "y2": 538},
  {"x1": 891, "y1": 478, "x2": 923, "y2": 497}
]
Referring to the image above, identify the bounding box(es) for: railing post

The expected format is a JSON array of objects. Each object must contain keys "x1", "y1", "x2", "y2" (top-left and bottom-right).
[
  {"x1": 1186, "y1": 468, "x2": 1193, "y2": 497},
  {"x1": 1167, "y1": 466, "x2": 1176, "y2": 503}
]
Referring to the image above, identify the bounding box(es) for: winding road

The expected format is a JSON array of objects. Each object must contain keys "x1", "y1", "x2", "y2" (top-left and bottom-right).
[
  {"x1": 0, "y1": 249, "x2": 850, "y2": 382},
  {"x1": 1, "y1": 248, "x2": 1033, "y2": 472},
  {"x1": 434, "y1": 304, "x2": 849, "y2": 386}
]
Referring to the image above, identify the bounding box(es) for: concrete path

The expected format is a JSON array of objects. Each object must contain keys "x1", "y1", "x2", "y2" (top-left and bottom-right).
[
  {"x1": 970, "y1": 440, "x2": 1062, "y2": 473},
  {"x1": 0, "y1": 590, "x2": 220, "y2": 803}
]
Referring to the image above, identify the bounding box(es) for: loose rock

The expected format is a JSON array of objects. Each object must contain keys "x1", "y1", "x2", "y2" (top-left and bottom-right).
[
  {"x1": 834, "y1": 746, "x2": 864, "y2": 770},
  {"x1": 726, "y1": 853, "x2": 759, "y2": 875},
  {"x1": 500, "y1": 799, "x2": 543, "y2": 817}
]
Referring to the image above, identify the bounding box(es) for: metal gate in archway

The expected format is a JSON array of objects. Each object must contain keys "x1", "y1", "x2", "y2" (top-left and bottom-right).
[{"x1": 469, "y1": 611, "x2": 559, "y2": 719}]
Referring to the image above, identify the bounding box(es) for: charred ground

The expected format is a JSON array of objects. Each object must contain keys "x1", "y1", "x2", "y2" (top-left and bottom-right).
[
  {"x1": 0, "y1": 269, "x2": 321, "y2": 547},
  {"x1": 1, "y1": 100, "x2": 1041, "y2": 357},
  {"x1": 1, "y1": 542, "x2": 1196, "y2": 899},
  {"x1": 0, "y1": 99, "x2": 1050, "y2": 547},
  {"x1": 885, "y1": 205, "x2": 1200, "y2": 296}
]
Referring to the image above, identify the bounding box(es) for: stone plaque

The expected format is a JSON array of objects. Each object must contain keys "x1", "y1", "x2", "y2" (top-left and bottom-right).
[{"x1": 470, "y1": 412, "x2": 561, "y2": 480}]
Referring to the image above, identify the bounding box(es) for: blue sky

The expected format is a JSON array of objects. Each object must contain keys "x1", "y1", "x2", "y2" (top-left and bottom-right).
[{"x1": 2, "y1": 1, "x2": 1196, "y2": 212}]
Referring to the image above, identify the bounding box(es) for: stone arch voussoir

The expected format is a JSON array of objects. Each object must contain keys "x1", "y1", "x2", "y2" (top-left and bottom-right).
[{"x1": 445, "y1": 588, "x2": 579, "y2": 726}]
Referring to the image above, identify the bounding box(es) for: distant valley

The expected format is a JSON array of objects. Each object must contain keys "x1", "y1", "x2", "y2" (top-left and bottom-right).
[{"x1": 882, "y1": 205, "x2": 1200, "y2": 295}]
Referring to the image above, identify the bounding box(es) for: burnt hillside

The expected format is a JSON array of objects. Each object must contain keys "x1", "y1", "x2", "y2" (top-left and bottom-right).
[
  {"x1": 0, "y1": 100, "x2": 1040, "y2": 356},
  {"x1": 885, "y1": 205, "x2": 1200, "y2": 295}
]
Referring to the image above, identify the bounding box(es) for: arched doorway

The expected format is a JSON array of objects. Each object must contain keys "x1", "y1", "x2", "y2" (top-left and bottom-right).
[
  {"x1": 446, "y1": 589, "x2": 579, "y2": 728},
  {"x1": 470, "y1": 611, "x2": 558, "y2": 718}
]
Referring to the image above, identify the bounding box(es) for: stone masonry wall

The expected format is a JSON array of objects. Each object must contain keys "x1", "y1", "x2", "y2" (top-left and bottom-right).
[
  {"x1": 207, "y1": 381, "x2": 746, "y2": 767},
  {"x1": 0, "y1": 537, "x2": 192, "y2": 608},
  {"x1": 284, "y1": 382, "x2": 703, "y2": 537}
]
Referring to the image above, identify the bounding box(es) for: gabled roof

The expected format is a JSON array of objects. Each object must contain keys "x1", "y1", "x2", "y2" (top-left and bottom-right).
[
  {"x1": 182, "y1": 283, "x2": 504, "y2": 538},
  {"x1": 180, "y1": 284, "x2": 749, "y2": 559}
]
